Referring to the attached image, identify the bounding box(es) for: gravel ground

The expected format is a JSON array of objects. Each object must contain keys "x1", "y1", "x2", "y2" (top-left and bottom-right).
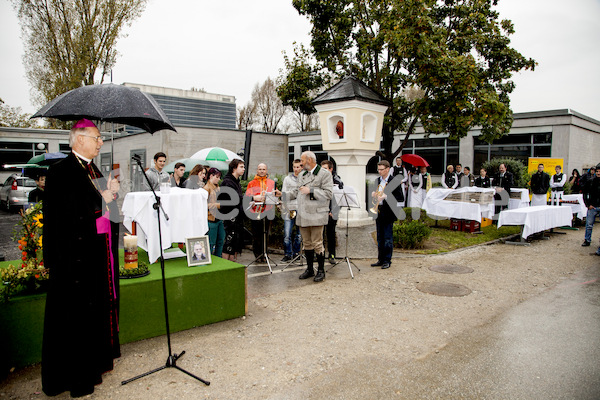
[{"x1": 1, "y1": 224, "x2": 598, "y2": 399}]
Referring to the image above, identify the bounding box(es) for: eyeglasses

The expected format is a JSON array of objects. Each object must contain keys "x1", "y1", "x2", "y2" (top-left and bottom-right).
[
  {"x1": 377, "y1": 167, "x2": 389, "y2": 172},
  {"x1": 81, "y1": 134, "x2": 105, "y2": 142}
]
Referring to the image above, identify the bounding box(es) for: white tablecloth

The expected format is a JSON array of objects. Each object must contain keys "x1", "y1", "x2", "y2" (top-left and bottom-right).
[
  {"x1": 561, "y1": 194, "x2": 587, "y2": 219},
  {"x1": 122, "y1": 188, "x2": 208, "y2": 263},
  {"x1": 497, "y1": 205, "x2": 572, "y2": 238},
  {"x1": 422, "y1": 187, "x2": 495, "y2": 222},
  {"x1": 508, "y1": 188, "x2": 530, "y2": 209}
]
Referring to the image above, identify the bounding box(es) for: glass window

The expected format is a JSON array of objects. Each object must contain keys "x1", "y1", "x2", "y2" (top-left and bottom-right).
[
  {"x1": 533, "y1": 146, "x2": 552, "y2": 157},
  {"x1": 419, "y1": 149, "x2": 446, "y2": 174},
  {"x1": 533, "y1": 133, "x2": 552, "y2": 144}
]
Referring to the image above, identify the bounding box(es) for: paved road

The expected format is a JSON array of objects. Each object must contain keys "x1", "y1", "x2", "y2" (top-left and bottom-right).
[{"x1": 386, "y1": 263, "x2": 600, "y2": 399}]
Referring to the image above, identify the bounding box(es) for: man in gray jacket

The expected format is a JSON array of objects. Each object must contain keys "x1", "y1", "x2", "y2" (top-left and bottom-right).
[
  {"x1": 290, "y1": 151, "x2": 333, "y2": 282},
  {"x1": 143, "y1": 152, "x2": 169, "y2": 191}
]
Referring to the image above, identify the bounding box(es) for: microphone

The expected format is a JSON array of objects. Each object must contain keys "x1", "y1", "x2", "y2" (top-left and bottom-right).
[{"x1": 131, "y1": 154, "x2": 142, "y2": 163}]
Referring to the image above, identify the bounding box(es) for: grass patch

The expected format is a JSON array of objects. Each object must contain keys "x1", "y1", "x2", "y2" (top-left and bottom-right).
[{"x1": 394, "y1": 218, "x2": 521, "y2": 255}]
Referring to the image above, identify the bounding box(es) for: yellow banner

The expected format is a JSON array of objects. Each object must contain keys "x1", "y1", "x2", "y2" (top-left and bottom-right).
[{"x1": 527, "y1": 158, "x2": 564, "y2": 174}]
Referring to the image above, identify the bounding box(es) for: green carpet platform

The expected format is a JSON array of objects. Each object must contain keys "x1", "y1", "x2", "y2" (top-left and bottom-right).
[{"x1": 0, "y1": 249, "x2": 246, "y2": 373}]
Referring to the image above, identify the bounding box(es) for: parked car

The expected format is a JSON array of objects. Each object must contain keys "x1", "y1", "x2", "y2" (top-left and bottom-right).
[{"x1": 0, "y1": 174, "x2": 37, "y2": 212}]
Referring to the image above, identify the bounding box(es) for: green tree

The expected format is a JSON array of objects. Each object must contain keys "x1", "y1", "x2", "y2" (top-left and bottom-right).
[
  {"x1": 0, "y1": 98, "x2": 39, "y2": 128},
  {"x1": 11, "y1": 0, "x2": 147, "y2": 111},
  {"x1": 283, "y1": 0, "x2": 536, "y2": 161}
]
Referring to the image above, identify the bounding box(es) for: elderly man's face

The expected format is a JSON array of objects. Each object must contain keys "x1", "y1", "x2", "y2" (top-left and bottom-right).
[
  {"x1": 256, "y1": 164, "x2": 268, "y2": 177},
  {"x1": 301, "y1": 155, "x2": 311, "y2": 170},
  {"x1": 155, "y1": 157, "x2": 166, "y2": 171},
  {"x1": 79, "y1": 127, "x2": 103, "y2": 159},
  {"x1": 499, "y1": 164, "x2": 506, "y2": 173}
]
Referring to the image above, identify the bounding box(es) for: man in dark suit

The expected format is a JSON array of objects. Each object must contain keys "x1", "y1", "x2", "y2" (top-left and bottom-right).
[
  {"x1": 42, "y1": 119, "x2": 121, "y2": 398},
  {"x1": 530, "y1": 163, "x2": 550, "y2": 206},
  {"x1": 493, "y1": 163, "x2": 513, "y2": 217},
  {"x1": 370, "y1": 160, "x2": 404, "y2": 269}
]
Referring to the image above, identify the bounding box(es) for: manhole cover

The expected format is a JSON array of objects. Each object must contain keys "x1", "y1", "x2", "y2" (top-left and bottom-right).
[
  {"x1": 429, "y1": 264, "x2": 474, "y2": 274},
  {"x1": 416, "y1": 282, "x2": 472, "y2": 297}
]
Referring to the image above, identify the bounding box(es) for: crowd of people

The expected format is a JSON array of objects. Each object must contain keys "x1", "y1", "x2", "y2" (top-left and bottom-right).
[{"x1": 35, "y1": 117, "x2": 600, "y2": 397}]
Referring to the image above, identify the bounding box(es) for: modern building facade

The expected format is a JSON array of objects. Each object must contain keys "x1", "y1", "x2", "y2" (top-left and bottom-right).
[
  {"x1": 289, "y1": 109, "x2": 600, "y2": 179},
  {"x1": 121, "y1": 83, "x2": 237, "y2": 133}
]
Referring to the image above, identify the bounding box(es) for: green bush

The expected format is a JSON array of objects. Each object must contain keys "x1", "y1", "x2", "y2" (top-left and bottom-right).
[
  {"x1": 399, "y1": 207, "x2": 428, "y2": 224},
  {"x1": 481, "y1": 157, "x2": 528, "y2": 188},
  {"x1": 393, "y1": 220, "x2": 432, "y2": 249}
]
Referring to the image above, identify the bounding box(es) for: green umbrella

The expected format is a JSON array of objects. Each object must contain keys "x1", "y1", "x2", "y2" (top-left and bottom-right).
[
  {"x1": 27, "y1": 152, "x2": 67, "y2": 165},
  {"x1": 190, "y1": 147, "x2": 242, "y2": 162}
]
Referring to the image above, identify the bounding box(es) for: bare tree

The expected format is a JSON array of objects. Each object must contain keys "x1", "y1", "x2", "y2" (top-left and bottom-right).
[
  {"x1": 251, "y1": 77, "x2": 287, "y2": 133},
  {"x1": 11, "y1": 0, "x2": 148, "y2": 108},
  {"x1": 237, "y1": 102, "x2": 256, "y2": 131}
]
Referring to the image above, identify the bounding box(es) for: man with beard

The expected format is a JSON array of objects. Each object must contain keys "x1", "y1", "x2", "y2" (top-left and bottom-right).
[{"x1": 291, "y1": 151, "x2": 333, "y2": 282}]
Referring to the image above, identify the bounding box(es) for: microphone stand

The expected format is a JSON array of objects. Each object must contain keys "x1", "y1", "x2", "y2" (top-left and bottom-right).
[{"x1": 122, "y1": 156, "x2": 209, "y2": 386}]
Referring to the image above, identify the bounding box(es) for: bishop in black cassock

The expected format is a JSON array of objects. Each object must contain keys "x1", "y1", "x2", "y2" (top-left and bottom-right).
[{"x1": 42, "y1": 119, "x2": 120, "y2": 398}]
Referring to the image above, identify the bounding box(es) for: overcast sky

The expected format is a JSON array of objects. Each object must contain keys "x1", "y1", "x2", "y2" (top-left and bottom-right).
[{"x1": 1, "y1": 0, "x2": 599, "y2": 121}]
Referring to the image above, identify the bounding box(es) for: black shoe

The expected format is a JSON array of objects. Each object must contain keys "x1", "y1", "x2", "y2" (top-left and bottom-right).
[
  {"x1": 281, "y1": 255, "x2": 292, "y2": 262},
  {"x1": 314, "y1": 269, "x2": 325, "y2": 282},
  {"x1": 328, "y1": 254, "x2": 336, "y2": 264},
  {"x1": 299, "y1": 268, "x2": 315, "y2": 279},
  {"x1": 381, "y1": 262, "x2": 391, "y2": 269},
  {"x1": 371, "y1": 261, "x2": 383, "y2": 267},
  {"x1": 582, "y1": 240, "x2": 591, "y2": 247}
]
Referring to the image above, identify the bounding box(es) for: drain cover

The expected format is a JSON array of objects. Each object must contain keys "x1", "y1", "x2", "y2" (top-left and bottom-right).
[
  {"x1": 416, "y1": 282, "x2": 472, "y2": 297},
  {"x1": 429, "y1": 264, "x2": 474, "y2": 274}
]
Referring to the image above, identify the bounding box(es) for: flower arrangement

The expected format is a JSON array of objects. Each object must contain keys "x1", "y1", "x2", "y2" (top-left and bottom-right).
[{"x1": 1, "y1": 202, "x2": 49, "y2": 302}]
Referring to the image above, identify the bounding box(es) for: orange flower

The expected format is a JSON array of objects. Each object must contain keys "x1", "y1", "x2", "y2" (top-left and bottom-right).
[{"x1": 35, "y1": 274, "x2": 40, "y2": 279}]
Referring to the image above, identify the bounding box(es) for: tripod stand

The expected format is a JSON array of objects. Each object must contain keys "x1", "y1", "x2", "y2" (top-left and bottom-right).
[
  {"x1": 246, "y1": 215, "x2": 277, "y2": 273},
  {"x1": 327, "y1": 190, "x2": 360, "y2": 279},
  {"x1": 122, "y1": 156, "x2": 209, "y2": 386}
]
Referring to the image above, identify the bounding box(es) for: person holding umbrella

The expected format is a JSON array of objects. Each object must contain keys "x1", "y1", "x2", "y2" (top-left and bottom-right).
[{"x1": 42, "y1": 119, "x2": 120, "y2": 397}]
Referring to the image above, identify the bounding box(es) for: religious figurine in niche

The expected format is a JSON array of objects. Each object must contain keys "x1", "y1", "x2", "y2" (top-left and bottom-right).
[{"x1": 335, "y1": 120, "x2": 344, "y2": 139}]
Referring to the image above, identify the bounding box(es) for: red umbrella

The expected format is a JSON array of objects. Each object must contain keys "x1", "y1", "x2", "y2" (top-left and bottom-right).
[{"x1": 401, "y1": 154, "x2": 430, "y2": 167}]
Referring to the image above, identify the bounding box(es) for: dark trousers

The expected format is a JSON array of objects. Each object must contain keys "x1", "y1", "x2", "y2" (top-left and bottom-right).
[
  {"x1": 325, "y1": 215, "x2": 337, "y2": 257},
  {"x1": 251, "y1": 218, "x2": 271, "y2": 258},
  {"x1": 376, "y1": 218, "x2": 394, "y2": 264}
]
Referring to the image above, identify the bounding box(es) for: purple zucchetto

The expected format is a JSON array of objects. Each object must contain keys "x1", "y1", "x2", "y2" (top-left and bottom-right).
[{"x1": 72, "y1": 118, "x2": 97, "y2": 129}]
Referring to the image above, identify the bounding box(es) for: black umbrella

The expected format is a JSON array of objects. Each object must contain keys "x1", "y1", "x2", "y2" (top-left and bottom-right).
[{"x1": 31, "y1": 83, "x2": 176, "y2": 134}]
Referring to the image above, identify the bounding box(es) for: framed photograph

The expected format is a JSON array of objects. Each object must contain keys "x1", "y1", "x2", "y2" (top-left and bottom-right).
[{"x1": 186, "y1": 235, "x2": 212, "y2": 267}]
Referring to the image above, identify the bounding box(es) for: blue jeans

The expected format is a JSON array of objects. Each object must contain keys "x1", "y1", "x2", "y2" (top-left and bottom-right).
[
  {"x1": 283, "y1": 218, "x2": 301, "y2": 257},
  {"x1": 208, "y1": 220, "x2": 225, "y2": 257},
  {"x1": 584, "y1": 206, "x2": 600, "y2": 242},
  {"x1": 376, "y1": 219, "x2": 394, "y2": 264}
]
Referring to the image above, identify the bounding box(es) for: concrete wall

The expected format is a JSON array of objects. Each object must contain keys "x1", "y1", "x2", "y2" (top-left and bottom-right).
[{"x1": 103, "y1": 127, "x2": 288, "y2": 187}]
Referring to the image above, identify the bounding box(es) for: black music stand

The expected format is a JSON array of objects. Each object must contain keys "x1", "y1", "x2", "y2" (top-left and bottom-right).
[
  {"x1": 246, "y1": 193, "x2": 279, "y2": 273},
  {"x1": 327, "y1": 188, "x2": 361, "y2": 278},
  {"x1": 122, "y1": 156, "x2": 209, "y2": 386}
]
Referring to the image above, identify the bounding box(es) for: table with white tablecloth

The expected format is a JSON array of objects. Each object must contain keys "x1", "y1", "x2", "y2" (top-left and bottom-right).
[
  {"x1": 508, "y1": 188, "x2": 530, "y2": 209},
  {"x1": 422, "y1": 187, "x2": 495, "y2": 222},
  {"x1": 122, "y1": 188, "x2": 209, "y2": 263},
  {"x1": 497, "y1": 205, "x2": 572, "y2": 239},
  {"x1": 560, "y1": 194, "x2": 587, "y2": 219}
]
